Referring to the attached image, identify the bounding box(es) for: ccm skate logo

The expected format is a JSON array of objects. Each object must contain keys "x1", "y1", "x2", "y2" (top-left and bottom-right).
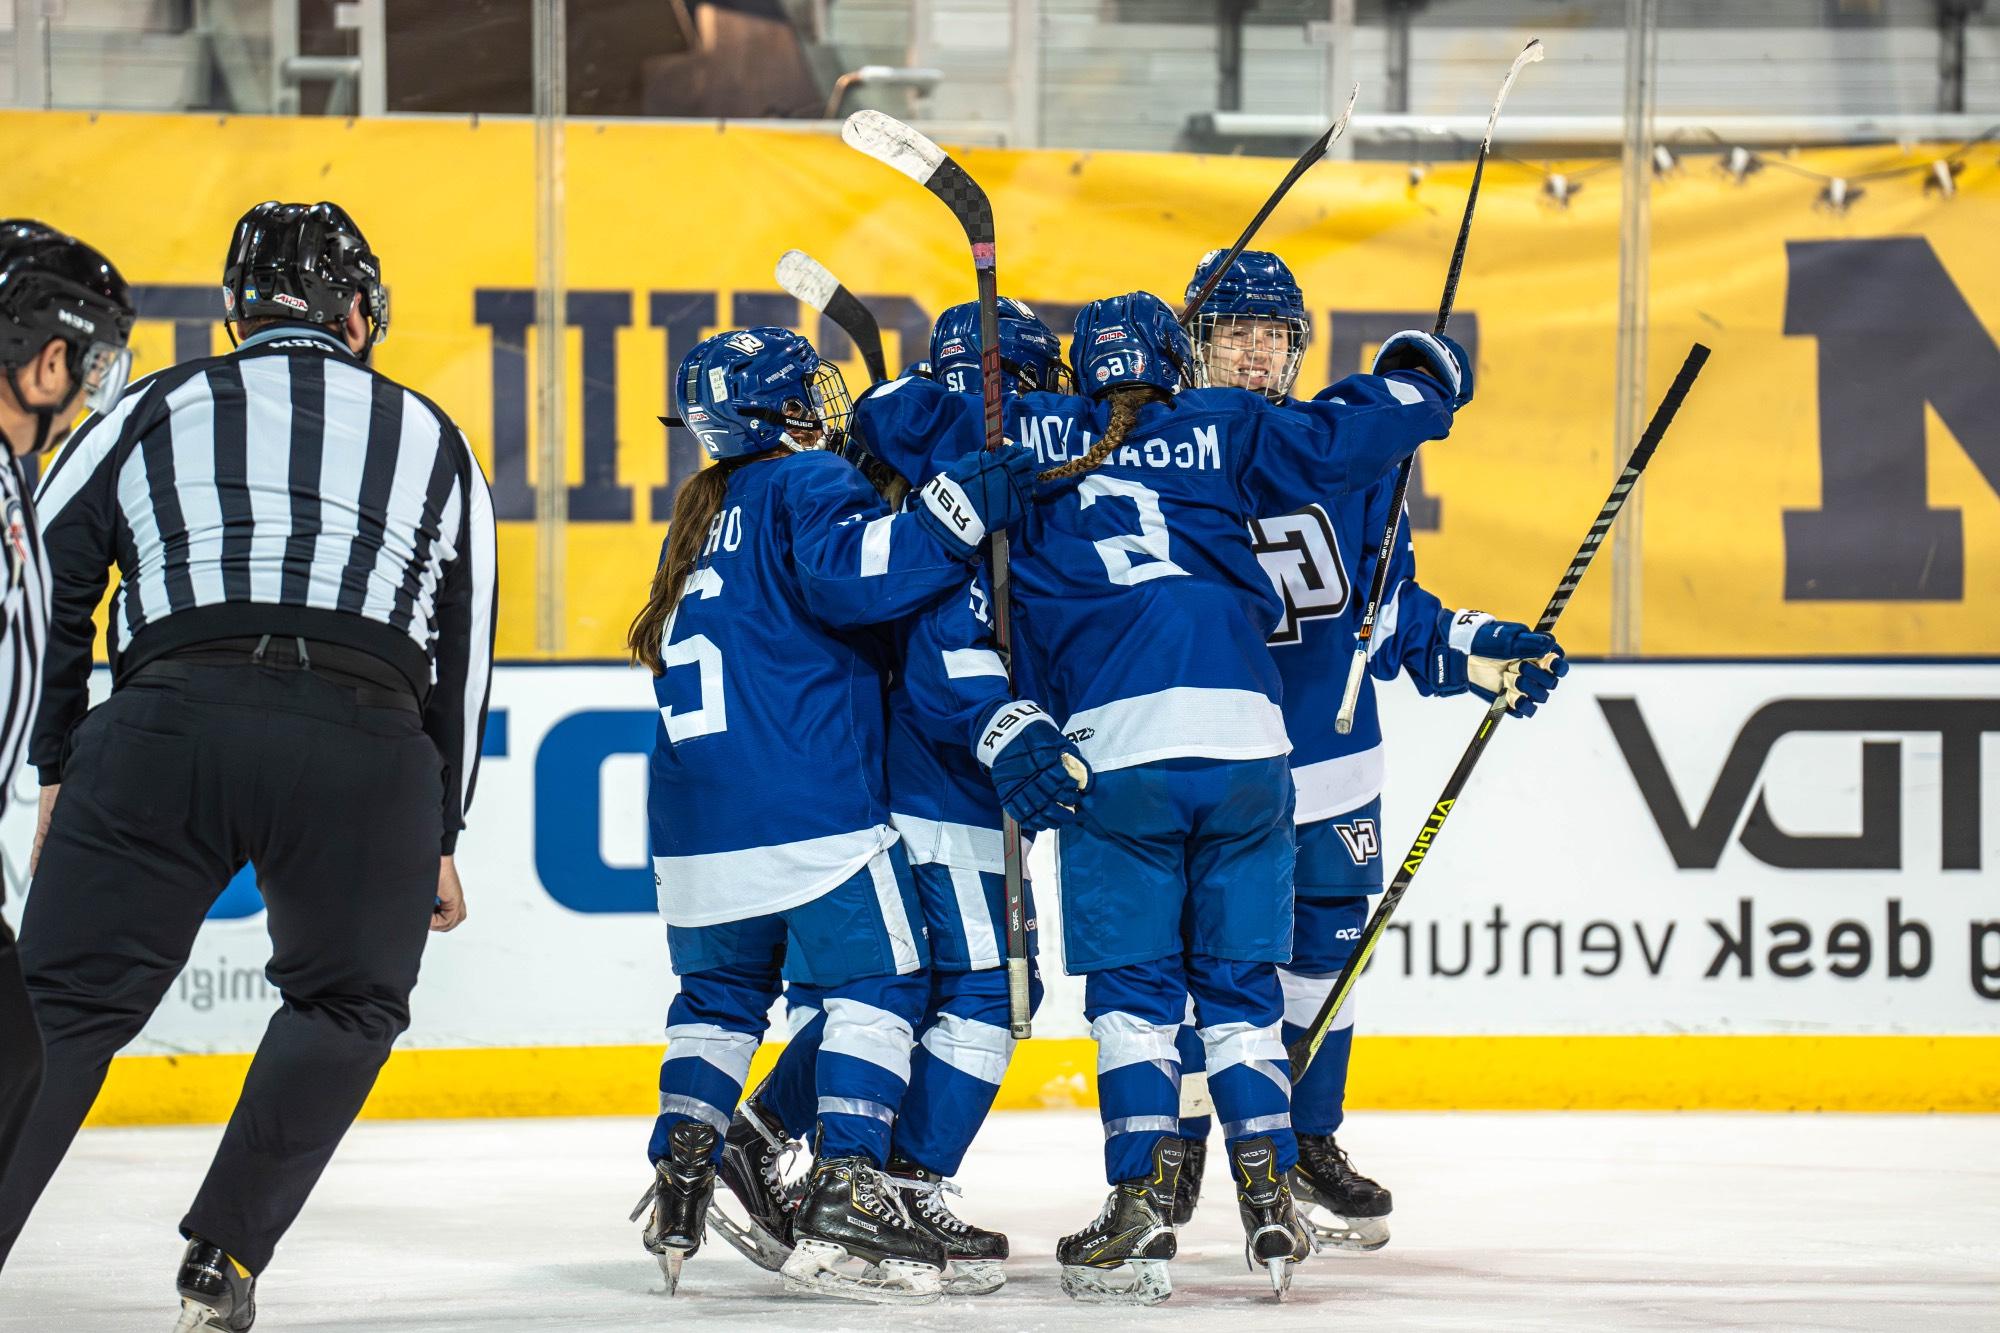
[
  {"x1": 1399, "y1": 799, "x2": 1455, "y2": 876},
  {"x1": 1601, "y1": 696, "x2": 2000, "y2": 871},
  {"x1": 1333, "y1": 818, "x2": 1379, "y2": 865}
]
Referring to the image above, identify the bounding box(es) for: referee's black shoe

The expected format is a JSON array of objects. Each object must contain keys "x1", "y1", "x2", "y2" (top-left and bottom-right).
[{"x1": 174, "y1": 1237, "x2": 256, "y2": 1332}]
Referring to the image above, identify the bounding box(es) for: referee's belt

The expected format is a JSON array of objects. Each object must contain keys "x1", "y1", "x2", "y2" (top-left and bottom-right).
[{"x1": 146, "y1": 635, "x2": 421, "y2": 714}]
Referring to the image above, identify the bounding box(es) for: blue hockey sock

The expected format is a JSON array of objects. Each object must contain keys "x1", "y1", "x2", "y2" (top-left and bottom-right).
[
  {"x1": 1085, "y1": 960, "x2": 1185, "y2": 1185},
  {"x1": 813, "y1": 973, "x2": 928, "y2": 1165},
  {"x1": 760, "y1": 984, "x2": 826, "y2": 1140},
  {"x1": 893, "y1": 966, "x2": 1039, "y2": 1176},
  {"x1": 1190, "y1": 955, "x2": 1296, "y2": 1174},
  {"x1": 1285, "y1": 895, "x2": 1368, "y2": 1137},
  {"x1": 650, "y1": 963, "x2": 778, "y2": 1164}
]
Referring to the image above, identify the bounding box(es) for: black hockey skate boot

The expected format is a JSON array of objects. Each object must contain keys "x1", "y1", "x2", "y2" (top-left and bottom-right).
[
  {"x1": 1292, "y1": 1131, "x2": 1393, "y2": 1250},
  {"x1": 173, "y1": 1238, "x2": 256, "y2": 1332},
  {"x1": 779, "y1": 1155, "x2": 947, "y2": 1305},
  {"x1": 1170, "y1": 1136, "x2": 1207, "y2": 1226},
  {"x1": 1231, "y1": 1135, "x2": 1315, "y2": 1298},
  {"x1": 710, "y1": 1084, "x2": 802, "y2": 1272},
  {"x1": 631, "y1": 1121, "x2": 718, "y2": 1294},
  {"x1": 885, "y1": 1154, "x2": 1010, "y2": 1295},
  {"x1": 1056, "y1": 1136, "x2": 1183, "y2": 1307}
]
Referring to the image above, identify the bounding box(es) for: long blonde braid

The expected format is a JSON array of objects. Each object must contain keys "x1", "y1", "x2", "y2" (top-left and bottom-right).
[{"x1": 1037, "y1": 386, "x2": 1163, "y2": 482}]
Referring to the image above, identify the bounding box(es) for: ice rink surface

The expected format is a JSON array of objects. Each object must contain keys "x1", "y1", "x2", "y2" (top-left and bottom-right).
[{"x1": 3, "y1": 1110, "x2": 1996, "y2": 1332}]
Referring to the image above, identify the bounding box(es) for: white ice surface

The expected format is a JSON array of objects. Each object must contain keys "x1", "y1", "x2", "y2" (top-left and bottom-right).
[{"x1": 3, "y1": 1110, "x2": 1996, "y2": 1331}]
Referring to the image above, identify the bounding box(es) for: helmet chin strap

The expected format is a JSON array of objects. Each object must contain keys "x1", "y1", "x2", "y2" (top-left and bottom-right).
[{"x1": 4, "y1": 364, "x2": 85, "y2": 455}]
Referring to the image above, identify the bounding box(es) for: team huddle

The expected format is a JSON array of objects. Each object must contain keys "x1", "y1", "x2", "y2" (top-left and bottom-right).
[{"x1": 630, "y1": 251, "x2": 1570, "y2": 1306}]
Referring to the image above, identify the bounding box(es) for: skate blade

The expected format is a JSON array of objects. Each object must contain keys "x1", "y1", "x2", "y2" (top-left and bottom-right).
[
  {"x1": 1266, "y1": 1256, "x2": 1295, "y2": 1299},
  {"x1": 1299, "y1": 1203, "x2": 1391, "y2": 1252},
  {"x1": 654, "y1": 1249, "x2": 687, "y2": 1295},
  {"x1": 779, "y1": 1238, "x2": 943, "y2": 1306},
  {"x1": 706, "y1": 1197, "x2": 791, "y2": 1273},
  {"x1": 172, "y1": 1298, "x2": 231, "y2": 1333},
  {"x1": 942, "y1": 1258, "x2": 1006, "y2": 1295},
  {"x1": 1059, "y1": 1259, "x2": 1172, "y2": 1307}
]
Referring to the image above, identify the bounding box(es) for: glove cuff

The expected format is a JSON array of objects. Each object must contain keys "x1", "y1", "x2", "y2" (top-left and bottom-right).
[
  {"x1": 1444, "y1": 607, "x2": 1495, "y2": 655},
  {"x1": 977, "y1": 699, "x2": 1050, "y2": 767},
  {"x1": 920, "y1": 472, "x2": 986, "y2": 550}
]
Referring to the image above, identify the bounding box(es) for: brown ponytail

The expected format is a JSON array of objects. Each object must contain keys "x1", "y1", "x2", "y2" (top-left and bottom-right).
[
  {"x1": 628, "y1": 461, "x2": 736, "y2": 674},
  {"x1": 1038, "y1": 386, "x2": 1164, "y2": 482}
]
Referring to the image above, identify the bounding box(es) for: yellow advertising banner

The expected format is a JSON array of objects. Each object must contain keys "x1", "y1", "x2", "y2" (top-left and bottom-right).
[{"x1": 8, "y1": 111, "x2": 1997, "y2": 658}]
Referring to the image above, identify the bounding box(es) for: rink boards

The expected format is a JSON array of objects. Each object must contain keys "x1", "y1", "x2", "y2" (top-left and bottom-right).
[{"x1": 3, "y1": 660, "x2": 1994, "y2": 1121}]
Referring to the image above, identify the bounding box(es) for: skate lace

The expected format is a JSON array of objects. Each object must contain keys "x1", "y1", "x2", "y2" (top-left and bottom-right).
[
  {"x1": 887, "y1": 1173, "x2": 972, "y2": 1235},
  {"x1": 745, "y1": 1103, "x2": 808, "y2": 1201}
]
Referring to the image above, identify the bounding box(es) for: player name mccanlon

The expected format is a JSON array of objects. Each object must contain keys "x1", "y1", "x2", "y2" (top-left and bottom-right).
[{"x1": 1016, "y1": 416, "x2": 1225, "y2": 471}]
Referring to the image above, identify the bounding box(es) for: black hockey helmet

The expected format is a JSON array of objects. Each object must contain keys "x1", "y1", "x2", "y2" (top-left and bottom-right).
[
  {"x1": 0, "y1": 219, "x2": 136, "y2": 451},
  {"x1": 221, "y1": 201, "x2": 389, "y2": 349}
]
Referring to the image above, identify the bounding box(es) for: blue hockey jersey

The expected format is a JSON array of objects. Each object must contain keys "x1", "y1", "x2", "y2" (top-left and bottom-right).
[
  {"x1": 1255, "y1": 455, "x2": 1452, "y2": 824},
  {"x1": 849, "y1": 379, "x2": 1019, "y2": 873},
  {"x1": 647, "y1": 448, "x2": 977, "y2": 926},
  {"x1": 997, "y1": 375, "x2": 1450, "y2": 772}
]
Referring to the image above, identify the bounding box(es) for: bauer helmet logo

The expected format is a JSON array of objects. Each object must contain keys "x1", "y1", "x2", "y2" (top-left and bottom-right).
[{"x1": 724, "y1": 331, "x2": 765, "y2": 355}]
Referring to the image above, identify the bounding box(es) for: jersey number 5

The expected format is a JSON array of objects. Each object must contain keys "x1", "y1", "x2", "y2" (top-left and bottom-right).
[
  {"x1": 1079, "y1": 474, "x2": 1188, "y2": 586},
  {"x1": 660, "y1": 566, "x2": 727, "y2": 742}
]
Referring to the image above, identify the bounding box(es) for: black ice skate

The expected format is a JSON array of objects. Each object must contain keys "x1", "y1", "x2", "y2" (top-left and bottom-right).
[
  {"x1": 709, "y1": 1085, "x2": 803, "y2": 1272},
  {"x1": 1056, "y1": 1136, "x2": 1183, "y2": 1307},
  {"x1": 630, "y1": 1121, "x2": 718, "y2": 1294},
  {"x1": 885, "y1": 1155, "x2": 1009, "y2": 1295},
  {"x1": 173, "y1": 1238, "x2": 256, "y2": 1332},
  {"x1": 779, "y1": 1155, "x2": 946, "y2": 1305},
  {"x1": 1292, "y1": 1132, "x2": 1393, "y2": 1251},
  {"x1": 1170, "y1": 1135, "x2": 1208, "y2": 1226},
  {"x1": 1231, "y1": 1135, "x2": 1315, "y2": 1298}
]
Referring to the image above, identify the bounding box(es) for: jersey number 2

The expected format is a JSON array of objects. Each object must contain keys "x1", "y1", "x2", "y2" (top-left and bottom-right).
[
  {"x1": 1079, "y1": 475, "x2": 1188, "y2": 586},
  {"x1": 660, "y1": 566, "x2": 727, "y2": 742}
]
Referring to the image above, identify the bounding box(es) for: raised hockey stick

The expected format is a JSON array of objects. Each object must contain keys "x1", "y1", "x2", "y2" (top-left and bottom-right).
[
  {"x1": 842, "y1": 110, "x2": 1044, "y2": 1039},
  {"x1": 1289, "y1": 343, "x2": 1710, "y2": 1080},
  {"x1": 1178, "y1": 84, "x2": 1359, "y2": 326},
  {"x1": 1333, "y1": 38, "x2": 1544, "y2": 736},
  {"x1": 775, "y1": 249, "x2": 890, "y2": 384}
]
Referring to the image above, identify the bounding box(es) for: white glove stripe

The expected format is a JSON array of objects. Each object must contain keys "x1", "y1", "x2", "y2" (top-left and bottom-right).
[{"x1": 977, "y1": 700, "x2": 1048, "y2": 768}]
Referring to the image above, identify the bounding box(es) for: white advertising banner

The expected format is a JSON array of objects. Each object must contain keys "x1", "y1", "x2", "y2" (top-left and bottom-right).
[{"x1": 3, "y1": 661, "x2": 1995, "y2": 1056}]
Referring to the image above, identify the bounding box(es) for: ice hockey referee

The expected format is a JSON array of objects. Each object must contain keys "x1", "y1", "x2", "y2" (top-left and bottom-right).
[{"x1": 0, "y1": 201, "x2": 497, "y2": 1333}]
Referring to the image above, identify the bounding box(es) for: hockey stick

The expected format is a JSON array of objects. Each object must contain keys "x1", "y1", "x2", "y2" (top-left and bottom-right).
[
  {"x1": 775, "y1": 249, "x2": 890, "y2": 384},
  {"x1": 1333, "y1": 38, "x2": 1543, "y2": 736},
  {"x1": 842, "y1": 110, "x2": 1041, "y2": 1039},
  {"x1": 1289, "y1": 342, "x2": 1710, "y2": 1080},
  {"x1": 1178, "y1": 84, "x2": 1359, "y2": 326}
]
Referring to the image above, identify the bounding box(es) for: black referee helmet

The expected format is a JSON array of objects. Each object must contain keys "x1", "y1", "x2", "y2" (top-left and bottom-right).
[
  {"x1": 0, "y1": 219, "x2": 135, "y2": 453},
  {"x1": 221, "y1": 201, "x2": 390, "y2": 351}
]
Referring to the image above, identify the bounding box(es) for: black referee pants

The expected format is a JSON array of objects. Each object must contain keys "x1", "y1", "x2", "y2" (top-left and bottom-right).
[
  {"x1": 0, "y1": 920, "x2": 45, "y2": 1184},
  {"x1": 0, "y1": 649, "x2": 443, "y2": 1273}
]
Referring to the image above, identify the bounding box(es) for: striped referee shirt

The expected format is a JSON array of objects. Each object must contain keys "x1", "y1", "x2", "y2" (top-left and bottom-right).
[
  {"x1": 0, "y1": 452, "x2": 50, "y2": 834},
  {"x1": 29, "y1": 324, "x2": 497, "y2": 852}
]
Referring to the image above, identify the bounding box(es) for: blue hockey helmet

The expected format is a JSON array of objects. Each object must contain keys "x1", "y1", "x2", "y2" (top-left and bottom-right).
[
  {"x1": 1183, "y1": 248, "x2": 1310, "y2": 401},
  {"x1": 671, "y1": 326, "x2": 852, "y2": 462},
  {"x1": 930, "y1": 297, "x2": 1072, "y2": 396},
  {"x1": 1069, "y1": 292, "x2": 1198, "y2": 397}
]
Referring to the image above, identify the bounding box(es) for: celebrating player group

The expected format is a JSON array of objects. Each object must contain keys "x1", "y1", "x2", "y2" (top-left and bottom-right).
[{"x1": 627, "y1": 93, "x2": 1581, "y2": 1304}]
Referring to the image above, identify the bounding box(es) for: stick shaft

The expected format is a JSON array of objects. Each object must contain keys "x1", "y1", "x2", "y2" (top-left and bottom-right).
[
  {"x1": 1177, "y1": 87, "x2": 1356, "y2": 326},
  {"x1": 1289, "y1": 343, "x2": 1710, "y2": 1080}
]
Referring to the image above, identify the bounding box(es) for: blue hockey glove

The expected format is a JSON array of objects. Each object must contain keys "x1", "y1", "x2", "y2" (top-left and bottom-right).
[
  {"x1": 915, "y1": 443, "x2": 1038, "y2": 556},
  {"x1": 976, "y1": 700, "x2": 1094, "y2": 834},
  {"x1": 1372, "y1": 330, "x2": 1474, "y2": 410},
  {"x1": 1431, "y1": 610, "x2": 1568, "y2": 717}
]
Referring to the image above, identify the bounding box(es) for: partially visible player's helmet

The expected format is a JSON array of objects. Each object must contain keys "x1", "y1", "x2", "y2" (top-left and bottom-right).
[
  {"x1": 1183, "y1": 248, "x2": 1309, "y2": 402},
  {"x1": 672, "y1": 327, "x2": 852, "y2": 462},
  {"x1": 0, "y1": 219, "x2": 136, "y2": 451},
  {"x1": 930, "y1": 297, "x2": 1072, "y2": 395},
  {"x1": 222, "y1": 201, "x2": 389, "y2": 350},
  {"x1": 1070, "y1": 292, "x2": 1199, "y2": 398},
  {"x1": 899, "y1": 358, "x2": 933, "y2": 381}
]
